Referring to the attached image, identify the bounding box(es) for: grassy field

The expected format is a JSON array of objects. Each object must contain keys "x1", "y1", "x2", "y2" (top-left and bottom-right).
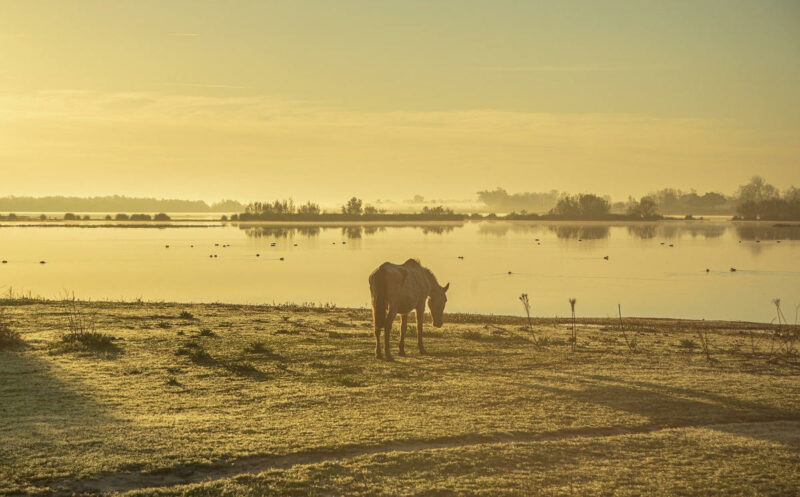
[{"x1": 1, "y1": 300, "x2": 798, "y2": 496}]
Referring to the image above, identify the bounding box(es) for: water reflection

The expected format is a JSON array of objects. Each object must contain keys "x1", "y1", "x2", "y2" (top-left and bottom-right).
[
  {"x1": 626, "y1": 225, "x2": 656, "y2": 239},
  {"x1": 548, "y1": 225, "x2": 610, "y2": 240},
  {"x1": 240, "y1": 224, "x2": 457, "y2": 240},
  {"x1": 735, "y1": 225, "x2": 800, "y2": 241},
  {"x1": 240, "y1": 226, "x2": 321, "y2": 239}
]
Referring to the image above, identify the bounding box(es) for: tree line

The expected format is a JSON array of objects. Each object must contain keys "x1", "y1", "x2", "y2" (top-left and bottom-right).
[
  {"x1": 0, "y1": 196, "x2": 243, "y2": 213},
  {"x1": 233, "y1": 197, "x2": 462, "y2": 221}
]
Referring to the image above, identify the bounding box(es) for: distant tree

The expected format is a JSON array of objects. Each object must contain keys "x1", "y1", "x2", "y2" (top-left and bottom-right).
[
  {"x1": 737, "y1": 176, "x2": 780, "y2": 204},
  {"x1": 478, "y1": 187, "x2": 561, "y2": 214},
  {"x1": 39, "y1": 214, "x2": 47, "y2": 220},
  {"x1": 104, "y1": 214, "x2": 112, "y2": 220},
  {"x1": 297, "y1": 201, "x2": 322, "y2": 215},
  {"x1": 210, "y1": 199, "x2": 245, "y2": 212},
  {"x1": 82, "y1": 215, "x2": 90, "y2": 220},
  {"x1": 627, "y1": 196, "x2": 659, "y2": 219},
  {"x1": 64, "y1": 213, "x2": 77, "y2": 220},
  {"x1": 342, "y1": 197, "x2": 363, "y2": 216},
  {"x1": 549, "y1": 195, "x2": 582, "y2": 218},
  {"x1": 114, "y1": 213, "x2": 129, "y2": 221},
  {"x1": 154, "y1": 213, "x2": 170, "y2": 221},
  {"x1": 577, "y1": 194, "x2": 610, "y2": 217},
  {"x1": 363, "y1": 205, "x2": 379, "y2": 215},
  {"x1": 421, "y1": 205, "x2": 455, "y2": 216}
]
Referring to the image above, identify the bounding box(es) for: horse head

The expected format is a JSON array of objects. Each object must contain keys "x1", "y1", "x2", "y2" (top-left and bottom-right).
[{"x1": 428, "y1": 282, "x2": 449, "y2": 328}]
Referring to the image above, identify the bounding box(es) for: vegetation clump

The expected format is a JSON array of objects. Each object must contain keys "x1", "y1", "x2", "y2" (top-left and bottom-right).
[
  {"x1": 54, "y1": 300, "x2": 119, "y2": 354},
  {"x1": 0, "y1": 309, "x2": 24, "y2": 349}
]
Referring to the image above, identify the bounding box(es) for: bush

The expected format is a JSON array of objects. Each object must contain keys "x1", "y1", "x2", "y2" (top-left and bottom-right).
[
  {"x1": 55, "y1": 299, "x2": 119, "y2": 354},
  {"x1": 114, "y1": 213, "x2": 130, "y2": 221},
  {"x1": 0, "y1": 309, "x2": 24, "y2": 349},
  {"x1": 130, "y1": 214, "x2": 152, "y2": 221},
  {"x1": 64, "y1": 213, "x2": 78, "y2": 220},
  {"x1": 154, "y1": 213, "x2": 171, "y2": 221},
  {"x1": 60, "y1": 331, "x2": 117, "y2": 351}
]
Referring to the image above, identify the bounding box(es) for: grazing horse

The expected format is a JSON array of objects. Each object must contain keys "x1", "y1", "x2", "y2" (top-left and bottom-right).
[{"x1": 369, "y1": 259, "x2": 449, "y2": 360}]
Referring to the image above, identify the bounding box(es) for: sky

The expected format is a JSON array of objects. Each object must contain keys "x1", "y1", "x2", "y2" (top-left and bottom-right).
[{"x1": 1, "y1": 0, "x2": 798, "y2": 204}]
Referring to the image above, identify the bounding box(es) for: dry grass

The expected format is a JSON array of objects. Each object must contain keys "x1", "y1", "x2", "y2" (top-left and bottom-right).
[{"x1": 0, "y1": 300, "x2": 798, "y2": 496}]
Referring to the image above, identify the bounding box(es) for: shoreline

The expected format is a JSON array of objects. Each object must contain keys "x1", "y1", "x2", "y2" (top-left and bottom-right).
[{"x1": 0, "y1": 297, "x2": 783, "y2": 329}]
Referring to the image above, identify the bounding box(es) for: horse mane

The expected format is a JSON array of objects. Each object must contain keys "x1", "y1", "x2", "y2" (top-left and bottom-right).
[{"x1": 403, "y1": 258, "x2": 439, "y2": 286}]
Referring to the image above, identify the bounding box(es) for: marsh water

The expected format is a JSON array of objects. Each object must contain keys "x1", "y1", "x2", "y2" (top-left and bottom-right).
[{"x1": 1, "y1": 221, "x2": 798, "y2": 322}]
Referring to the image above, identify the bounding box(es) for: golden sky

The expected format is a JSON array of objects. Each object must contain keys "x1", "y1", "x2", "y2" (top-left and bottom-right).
[{"x1": 1, "y1": 0, "x2": 798, "y2": 203}]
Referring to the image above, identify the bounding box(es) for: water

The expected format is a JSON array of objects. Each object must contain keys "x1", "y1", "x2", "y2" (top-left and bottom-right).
[{"x1": 1, "y1": 221, "x2": 798, "y2": 322}]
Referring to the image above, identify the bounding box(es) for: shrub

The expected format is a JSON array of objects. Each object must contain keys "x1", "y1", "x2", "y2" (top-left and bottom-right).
[
  {"x1": 179, "y1": 310, "x2": 195, "y2": 320},
  {"x1": 60, "y1": 331, "x2": 116, "y2": 351},
  {"x1": 198, "y1": 328, "x2": 217, "y2": 337},
  {"x1": 0, "y1": 309, "x2": 24, "y2": 349},
  {"x1": 188, "y1": 347, "x2": 214, "y2": 365},
  {"x1": 64, "y1": 212, "x2": 78, "y2": 220},
  {"x1": 114, "y1": 213, "x2": 130, "y2": 221},
  {"x1": 154, "y1": 213, "x2": 171, "y2": 221},
  {"x1": 55, "y1": 298, "x2": 119, "y2": 354}
]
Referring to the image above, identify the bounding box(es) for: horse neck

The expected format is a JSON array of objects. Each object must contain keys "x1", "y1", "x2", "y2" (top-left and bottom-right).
[{"x1": 421, "y1": 268, "x2": 438, "y2": 296}]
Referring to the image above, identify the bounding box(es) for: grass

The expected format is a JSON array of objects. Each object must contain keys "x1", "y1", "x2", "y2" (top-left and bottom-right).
[
  {"x1": 0, "y1": 300, "x2": 798, "y2": 496},
  {"x1": 0, "y1": 308, "x2": 24, "y2": 349}
]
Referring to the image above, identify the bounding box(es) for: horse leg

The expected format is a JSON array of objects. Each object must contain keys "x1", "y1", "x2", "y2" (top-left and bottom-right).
[
  {"x1": 374, "y1": 325, "x2": 382, "y2": 359},
  {"x1": 384, "y1": 309, "x2": 396, "y2": 361},
  {"x1": 416, "y1": 306, "x2": 427, "y2": 354},
  {"x1": 398, "y1": 314, "x2": 407, "y2": 356}
]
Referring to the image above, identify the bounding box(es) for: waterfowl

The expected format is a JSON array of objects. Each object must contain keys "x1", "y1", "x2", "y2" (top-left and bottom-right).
[
  {"x1": 39, "y1": 260, "x2": 46, "y2": 264},
  {"x1": 603, "y1": 256, "x2": 609, "y2": 260},
  {"x1": 293, "y1": 243, "x2": 298, "y2": 247},
  {"x1": 730, "y1": 267, "x2": 736, "y2": 272},
  {"x1": 578, "y1": 239, "x2": 583, "y2": 242},
  {"x1": 165, "y1": 245, "x2": 169, "y2": 248},
  {"x1": 507, "y1": 271, "x2": 513, "y2": 275},
  {"x1": 279, "y1": 257, "x2": 285, "y2": 261},
  {"x1": 214, "y1": 243, "x2": 219, "y2": 247},
  {"x1": 706, "y1": 268, "x2": 710, "y2": 272},
  {"x1": 669, "y1": 244, "x2": 674, "y2": 247},
  {"x1": 342, "y1": 241, "x2": 346, "y2": 245},
  {"x1": 457, "y1": 256, "x2": 464, "y2": 259},
  {"x1": 256, "y1": 253, "x2": 260, "y2": 257},
  {"x1": 1, "y1": 260, "x2": 6, "y2": 264},
  {"x1": 190, "y1": 245, "x2": 194, "y2": 248}
]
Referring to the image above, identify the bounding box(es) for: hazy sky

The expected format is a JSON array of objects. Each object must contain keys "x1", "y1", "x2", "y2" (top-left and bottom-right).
[{"x1": 1, "y1": 0, "x2": 798, "y2": 203}]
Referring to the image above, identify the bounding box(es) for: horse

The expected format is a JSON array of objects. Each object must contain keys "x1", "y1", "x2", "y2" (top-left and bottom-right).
[{"x1": 368, "y1": 259, "x2": 449, "y2": 360}]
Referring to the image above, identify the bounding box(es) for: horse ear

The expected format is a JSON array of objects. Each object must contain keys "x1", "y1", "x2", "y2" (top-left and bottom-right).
[{"x1": 443, "y1": 283, "x2": 450, "y2": 292}]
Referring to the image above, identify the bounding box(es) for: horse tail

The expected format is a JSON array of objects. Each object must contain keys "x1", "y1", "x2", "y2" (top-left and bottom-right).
[{"x1": 369, "y1": 265, "x2": 388, "y2": 333}]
